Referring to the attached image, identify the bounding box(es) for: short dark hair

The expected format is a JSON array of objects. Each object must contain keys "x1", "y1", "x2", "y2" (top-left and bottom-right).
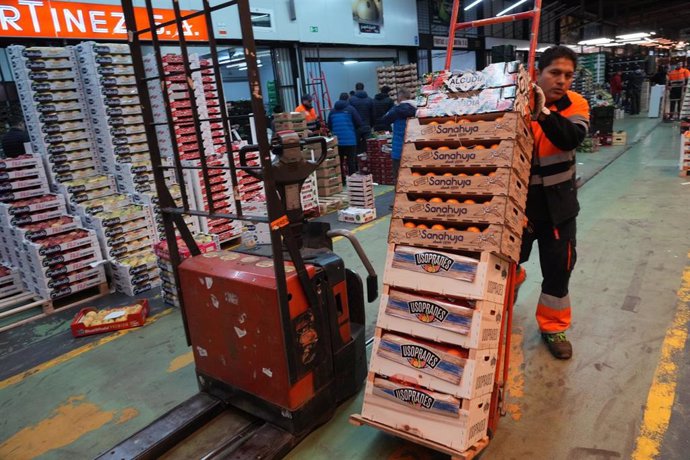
[
  {"x1": 349, "y1": 90, "x2": 355, "y2": 96},
  {"x1": 355, "y1": 82, "x2": 364, "y2": 91},
  {"x1": 301, "y1": 94, "x2": 312, "y2": 102},
  {"x1": 339, "y1": 92, "x2": 349, "y2": 101},
  {"x1": 380, "y1": 85, "x2": 391, "y2": 94},
  {"x1": 538, "y1": 45, "x2": 578, "y2": 72}
]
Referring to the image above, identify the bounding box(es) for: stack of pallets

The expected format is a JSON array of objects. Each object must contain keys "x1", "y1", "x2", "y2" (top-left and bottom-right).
[{"x1": 353, "y1": 61, "x2": 533, "y2": 457}]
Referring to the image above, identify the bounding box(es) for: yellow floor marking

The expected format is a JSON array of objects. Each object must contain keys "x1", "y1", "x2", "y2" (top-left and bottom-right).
[
  {"x1": 505, "y1": 326, "x2": 525, "y2": 421},
  {"x1": 632, "y1": 253, "x2": 690, "y2": 460},
  {"x1": 168, "y1": 351, "x2": 194, "y2": 373},
  {"x1": 332, "y1": 214, "x2": 390, "y2": 243},
  {"x1": 116, "y1": 407, "x2": 139, "y2": 425},
  {"x1": 0, "y1": 395, "x2": 115, "y2": 459},
  {"x1": 0, "y1": 308, "x2": 173, "y2": 391}
]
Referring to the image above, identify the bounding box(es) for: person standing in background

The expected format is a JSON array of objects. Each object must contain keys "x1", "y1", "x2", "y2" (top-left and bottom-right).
[
  {"x1": 667, "y1": 64, "x2": 690, "y2": 119},
  {"x1": 372, "y1": 86, "x2": 394, "y2": 132},
  {"x1": 328, "y1": 93, "x2": 361, "y2": 181},
  {"x1": 294, "y1": 95, "x2": 319, "y2": 131},
  {"x1": 1, "y1": 115, "x2": 29, "y2": 158},
  {"x1": 349, "y1": 82, "x2": 375, "y2": 153},
  {"x1": 627, "y1": 67, "x2": 644, "y2": 115},
  {"x1": 609, "y1": 72, "x2": 623, "y2": 107},
  {"x1": 380, "y1": 88, "x2": 416, "y2": 182}
]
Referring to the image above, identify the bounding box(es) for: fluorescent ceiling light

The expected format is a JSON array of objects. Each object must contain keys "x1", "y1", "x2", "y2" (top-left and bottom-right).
[
  {"x1": 343, "y1": 60, "x2": 359, "y2": 65},
  {"x1": 577, "y1": 37, "x2": 613, "y2": 46},
  {"x1": 464, "y1": 0, "x2": 483, "y2": 11},
  {"x1": 616, "y1": 32, "x2": 651, "y2": 40},
  {"x1": 496, "y1": 0, "x2": 529, "y2": 17}
]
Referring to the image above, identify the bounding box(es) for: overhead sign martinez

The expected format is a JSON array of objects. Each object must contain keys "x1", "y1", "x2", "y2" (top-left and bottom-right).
[{"x1": 0, "y1": 0, "x2": 209, "y2": 41}]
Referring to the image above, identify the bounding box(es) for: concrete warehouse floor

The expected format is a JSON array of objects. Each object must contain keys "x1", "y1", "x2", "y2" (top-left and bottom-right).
[{"x1": 1, "y1": 116, "x2": 689, "y2": 460}]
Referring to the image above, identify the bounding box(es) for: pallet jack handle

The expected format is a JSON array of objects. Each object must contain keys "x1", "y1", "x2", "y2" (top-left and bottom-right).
[{"x1": 327, "y1": 229, "x2": 378, "y2": 303}]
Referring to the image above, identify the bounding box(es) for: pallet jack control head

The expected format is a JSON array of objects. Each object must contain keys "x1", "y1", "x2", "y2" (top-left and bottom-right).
[{"x1": 237, "y1": 131, "x2": 328, "y2": 186}]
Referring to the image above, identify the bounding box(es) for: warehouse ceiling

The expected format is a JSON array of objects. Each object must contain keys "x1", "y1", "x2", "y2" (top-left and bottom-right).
[{"x1": 542, "y1": 0, "x2": 690, "y2": 39}]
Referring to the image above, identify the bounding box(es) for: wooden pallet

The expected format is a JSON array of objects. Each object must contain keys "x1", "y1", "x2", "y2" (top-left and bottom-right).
[
  {"x1": 349, "y1": 414, "x2": 489, "y2": 460},
  {"x1": 0, "y1": 282, "x2": 110, "y2": 333}
]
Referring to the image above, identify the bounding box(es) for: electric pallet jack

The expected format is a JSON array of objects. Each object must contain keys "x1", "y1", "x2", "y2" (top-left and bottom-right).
[{"x1": 99, "y1": 132, "x2": 377, "y2": 459}]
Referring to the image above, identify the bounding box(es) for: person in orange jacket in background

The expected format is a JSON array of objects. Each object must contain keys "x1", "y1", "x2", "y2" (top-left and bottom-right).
[
  {"x1": 516, "y1": 45, "x2": 590, "y2": 360},
  {"x1": 667, "y1": 64, "x2": 690, "y2": 119},
  {"x1": 294, "y1": 94, "x2": 319, "y2": 131}
]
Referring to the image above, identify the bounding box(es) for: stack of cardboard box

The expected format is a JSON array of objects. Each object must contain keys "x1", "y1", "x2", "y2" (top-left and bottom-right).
[{"x1": 357, "y1": 61, "x2": 533, "y2": 455}]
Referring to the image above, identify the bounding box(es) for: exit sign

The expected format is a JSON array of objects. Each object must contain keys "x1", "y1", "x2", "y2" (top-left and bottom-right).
[{"x1": 310, "y1": 26, "x2": 319, "y2": 32}]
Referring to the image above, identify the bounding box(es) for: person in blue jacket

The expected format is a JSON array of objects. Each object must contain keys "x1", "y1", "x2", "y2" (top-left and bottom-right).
[
  {"x1": 381, "y1": 88, "x2": 416, "y2": 182},
  {"x1": 328, "y1": 93, "x2": 362, "y2": 181}
]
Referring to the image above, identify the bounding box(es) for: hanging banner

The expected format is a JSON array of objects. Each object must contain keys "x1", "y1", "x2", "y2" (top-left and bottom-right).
[
  {"x1": 352, "y1": 0, "x2": 384, "y2": 36},
  {"x1": 0, "y1": 0, "x2": 209, "y2": 41}
]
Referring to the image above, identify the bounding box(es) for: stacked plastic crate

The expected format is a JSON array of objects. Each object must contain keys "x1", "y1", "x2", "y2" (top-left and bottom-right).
[
  {"x1": 154, "y1": 234, "x2": 219, "y2": 307},
  {"x1": 73, "y1": 42, "x2": 164, "y2": 296},
  {"x1": 6, "y1": 46, "x2": 107, "y2": 300},
  {"x1": 362, "y1": 137, "x2": 394, "y2": 185},
  {"x1": 146, "y1": 53, "x2": 241, "y2": 244},
  {"x1": 357, "y1": 61, "x2": 533, "y2": 455}
]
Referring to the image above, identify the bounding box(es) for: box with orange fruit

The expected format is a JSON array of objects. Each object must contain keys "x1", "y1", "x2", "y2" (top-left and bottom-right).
[
  {"x1": 404, "y1": 112, "x2": 530, "y2": 144},
  {"x1": 400, "y1": 138, "x2": 532, "y2": 184},
  {"x1": 388, "y1": 217, "x2": 520, "y2": 263},
  {"x1": 370, "y1": 330, "x2": 497, "y2": 399},
  {"x1": 396, "y1": 167, "x2": 527, "y2": 210},
  {"x1": 392, "y1": 194, "x2": 524, "y2": 234},
  {"x1": 376, "y1": 287, "x2": 502, "y2": 350}
]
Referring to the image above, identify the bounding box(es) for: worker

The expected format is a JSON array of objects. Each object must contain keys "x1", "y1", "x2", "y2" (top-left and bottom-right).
[
  {"x1": 627, "y1": 66, "x2": 644, "y2": 115},
  {"x1": 380, "y1": 87, "x2": 416, "y2": 183},
  {"x1": 1, "y1": 114, "x2": 29, "y2": 158},
  {"x1": 294, "y1": 95, "x2": 319, "y2": 131},
  {"x1": 349, "y1": 82, "x2": 375, "y2": 154},
  {"x1": 609, "y1": 72, "x2": 623, "y2": 107},
  {"x1": 373, "y1": 85, "x2": 394, "y2": 132},
  {"x1": 667, "y1": 64, "x2": 690, "y2": 119},
  {"x1": 328, "y1": 93, "x2": 361, "y2": 181},
  {"x1": 516, "y1": 45, "x2": 590, "y2": 360}
]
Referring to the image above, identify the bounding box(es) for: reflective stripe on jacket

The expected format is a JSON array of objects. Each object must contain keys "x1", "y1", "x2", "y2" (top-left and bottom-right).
[{"x1": 529, "y1": 90, "x2": 590, "y2": 224}]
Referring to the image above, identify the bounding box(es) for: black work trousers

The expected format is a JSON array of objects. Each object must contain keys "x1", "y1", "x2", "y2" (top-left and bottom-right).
[
  {"x1": 339, "y1": 145, "x2": 357, "y2": 182},
  {"x1": 519, "y1": 217, "x2": 577, "y2": 299}
]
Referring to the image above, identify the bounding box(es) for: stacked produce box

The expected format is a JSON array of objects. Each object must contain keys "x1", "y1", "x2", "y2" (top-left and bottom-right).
[
  {"x1": 377, "y1": 64, "x2": 418, "y2": 102},
  {"x1": 274, "y1": 112, "x2": 308, "y2": 137},
  {"x1": 4, "y1": 48, "x2": 108, "y2": 301},
  {"x1": 7, "y1": 46, "x2": 101, "y2": 188},
  {"x1": 311, "y1": 137, "x2": 342, "y2": 197},
  {"x1": 300, "y1": 171, "x2": 319, "y2": 217},
  {"x1": 358, "y1": 61, "x2": 532, "y2": 454},
  {"x1": 155, "y1": 234, "x2": 219, "y2": 307},
  {"x1": 232, "y1": 146, "x2": 266, "y2": 217},
  {"x1": 146, "y1": 54, "x2": 240, "y2": 243},
  {"x1": 362, "y1": 137, "x2": 394, "y2": 185},
  {"x1": 680, "y1": 131, "x2": 690, "y2": 176}
]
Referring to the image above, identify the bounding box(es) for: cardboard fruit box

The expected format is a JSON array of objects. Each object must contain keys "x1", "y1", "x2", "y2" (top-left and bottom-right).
[
  {"x1": 71, "y1": 299, "x2": 149, "y2": 338},
  {"x1": 404, "y1": 111, "x2": 530, "y2": 143},
  {"x1": 400, "y1": 138, "x2": 532, "y2": 184},
  {"x1": 392, "y1": 194, "x2": 525, "y2": 234},
  {"x1": 377, "y1": 288, "x2": 502, "y2": 350},
  {"x1": 370, "y1": 332, "x2": 497, "y2": 399},
  {"x1": 396, "y1": 167, "x2": 527, "y2": 210},
  {"x1": 383, "y1": 244, "x2": 509, "y2": 303},
  {"x1": 360, "y1": 376, "x2": 491, "y2": 452},
  {"x1": 388, "y1": 218, "x2": 520, "y2": 262}
]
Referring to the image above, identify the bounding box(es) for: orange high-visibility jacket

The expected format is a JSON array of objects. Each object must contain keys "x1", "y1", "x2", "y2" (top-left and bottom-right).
[
  {"x1": 529, "y1": 90, "x2": 590, "y2": 224},
  {"x1": 668, "y1": 68, "x2": 690, "y2": 82},
  {"x1": 294, "y1": 104, "x2": 317, "y2": 122}
]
